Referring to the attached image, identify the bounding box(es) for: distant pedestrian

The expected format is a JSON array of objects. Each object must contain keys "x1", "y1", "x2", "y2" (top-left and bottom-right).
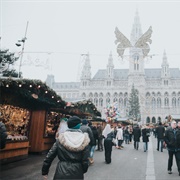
[
  {"x1": 124, "y1": 126, "x2": 130, "y2": 144},
  {"x1": 153, "y1": 127, "x2": 157, "y2": 138},
  {"x1": 96, "y1": 123, "x2": 103, "y2": 151},
  {"x1": 133, "y1": 124, "x2": 141, "y2": 150},
  {"x1": 128, "y1": 126, "x2": 133, "y2": 143},
  {"x1": 164, "y1": 120, "x2": 180, "y2": 176},
  {"x1": 141, "y1": 125, "x2": 150, "y2": 152},
  {"x1": 42, "y1": 116, "x2": 90, "y2": 180},
  {"x1": 0, "y1": 121, "x2": 7, "y2": 149},
  {"x1": 88, "y1": 121, "x2": 98, "y2": 164},
  {"x1": 116, "y1": 124, "x2": 124, "y2": 149},
  {"x1": 156, "y1": 122, "x2": 165, "y2": 152},
  {"x1": 102, "y1": 124, "x2": 115, "y2": 164}
]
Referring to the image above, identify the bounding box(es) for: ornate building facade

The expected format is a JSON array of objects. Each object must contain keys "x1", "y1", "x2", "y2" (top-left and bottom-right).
[{"x1": 46, "y1": 11, "x2": 180, "y2": 124}]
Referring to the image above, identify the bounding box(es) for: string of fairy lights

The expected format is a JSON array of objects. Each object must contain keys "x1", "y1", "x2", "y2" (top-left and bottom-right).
[{"x1": 0, "y1": 77, "x2": 101, "y2": 117}]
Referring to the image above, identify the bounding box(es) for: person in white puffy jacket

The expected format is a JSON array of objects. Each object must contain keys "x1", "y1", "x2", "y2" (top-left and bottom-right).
[{"x1": 116, "y1": 124, "x2": 124, "y2": 149}]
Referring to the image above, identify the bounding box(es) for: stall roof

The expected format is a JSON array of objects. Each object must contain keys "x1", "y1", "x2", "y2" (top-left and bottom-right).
[
  {"x1": 65, "y1": 99, "x2": 101, "y2": 118},
  {"x1": 0, "y1": 77, "x2": 66, "y2": 110},
  {"x1": 0, "y1": 78, "x2": 101, "y2": 118},
  {"x1": 116, "y1": 117, "x2": 132, "y2": 125}
]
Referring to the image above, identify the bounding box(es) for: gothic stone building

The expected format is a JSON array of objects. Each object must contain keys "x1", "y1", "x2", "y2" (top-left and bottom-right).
[{"x1": 46, "y1": 11, "x2": 180, "y2": 124}]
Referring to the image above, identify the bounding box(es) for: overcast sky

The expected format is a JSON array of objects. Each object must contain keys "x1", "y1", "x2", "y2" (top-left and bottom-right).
[{"x1": 1, "y1": 0, "x2": 180, "y2": 82}]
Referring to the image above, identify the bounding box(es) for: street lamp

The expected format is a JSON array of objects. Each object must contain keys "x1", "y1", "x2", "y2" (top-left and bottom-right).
[{"x1": 16, "y1": 21, "x2": 29, "y2": 78}]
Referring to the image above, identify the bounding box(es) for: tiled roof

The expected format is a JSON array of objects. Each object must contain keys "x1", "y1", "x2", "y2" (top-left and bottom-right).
[{"x1": 92, "y1": 68, "x2": 180, "y2": 80}]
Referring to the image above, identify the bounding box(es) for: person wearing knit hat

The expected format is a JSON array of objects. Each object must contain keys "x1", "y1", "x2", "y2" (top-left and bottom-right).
[
  {"x1": 42, "y1": 116, "x2": 90, "y2": 180},
  {"x1": 67, "y1": 116, "x2": 81, "y2": 129},
  {"x1": 82, "y1": 119, "x2": 88, "y2": 125}
]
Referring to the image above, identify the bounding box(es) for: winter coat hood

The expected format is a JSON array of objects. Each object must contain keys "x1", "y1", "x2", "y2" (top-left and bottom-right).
[{"x1": 58, "y1": 129, "x2": 90, "y2": 152}]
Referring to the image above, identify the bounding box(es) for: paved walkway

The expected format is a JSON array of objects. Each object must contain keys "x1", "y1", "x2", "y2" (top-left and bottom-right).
[{"x1": 1, "y1": 135, "x2": 180, "y2": 180}]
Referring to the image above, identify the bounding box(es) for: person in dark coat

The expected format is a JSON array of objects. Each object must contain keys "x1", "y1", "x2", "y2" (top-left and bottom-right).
[
  {"x1": 164, "y1": 120, "x2": 180, "y2": 175},
  {"x1": 133, "y1": 124, "x2": 141, "y2": 150},
  {"x1": 0, "y1": 121, "x2": 7, "y2": 149},
  {"x1": 141, "y1": 125, "x2": 150, "y2": 152},
  {"x1": 80, "y1": 119, "x2": 94, "y2": 147},
  {"x1": 88, "y1": 121, "x2": 98, "y2": 164},
  {"x1": 42, "y1": 116, "x2": 90, "y2": 180},
  {"x1": 102, "y1": 124, "x2": 115, "y2": 164},
  {"x1": 80, "y1": 119, "x2": 94, "y2": 165},
  {"x1": 156, "y1": 121, "x2": 165, "y2": 152},
  {"x1": 96, "y1": 123, "x2": 103, "y2": 151}
]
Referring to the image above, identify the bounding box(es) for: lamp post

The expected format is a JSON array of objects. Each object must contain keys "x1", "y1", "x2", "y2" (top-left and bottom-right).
[{"x1": 17, "y1": 21, "x2": 29, "y2": 78}]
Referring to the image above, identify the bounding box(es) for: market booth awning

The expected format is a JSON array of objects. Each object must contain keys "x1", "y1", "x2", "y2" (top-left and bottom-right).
[
  {"x1": 64, "y1": 99, "x2": 101, "y2": 119},
  {"x1": 116, "y1": 117, "x2": 133, "y2": 125},
  {"x1": 0, "y1": 77, "x2": 66, "y2": 110},
  {"x1": 0, "y1": 78, "x2": 101, "y2": 118}
]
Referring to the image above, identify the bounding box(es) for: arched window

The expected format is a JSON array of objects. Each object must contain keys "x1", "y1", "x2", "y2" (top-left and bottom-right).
[
  {"x1": 157, "y1": 97, "x2": 161, "y2": 108},
  {"x1": 124, "y1": 92, "x2": 128, "y2": 98},
  {"x1": 106, "y1": 98, "x2": 110, "y2": 105},
  {"x1": 94, "y1": 98, "x2": 98, "y2": 107},
  {"x1": 94, "y1": 92, "x2": 98, "y2": 98},
  {"x1": 172, "y1": 92, "x2": 176, "y2": 97},
  {"x1": 178, "y1": 97, "x2": 180, "y2": 107},
  {"x1": 106, "y1": 92, "x2": 111, "y2": 98},
  {"x1": 99, "y1": 92, "x2": 103, "y2": 98},
  {"x1": 119, "y1": 98, "x2": 123, "y2": 108},
  {"x1": 152, "y1": 117, "x2": 156, "y2": 123},
  {"x1": 146, "y1": 117, "x2": 150, "y2": 123},
  {"x1": 146, "y1": 92, "x2": 151, "y2": 108},
  {"x1": 151, "y1": 97, "x2": 156, "y2": 109},
  {"x1": 124, "y1": 98, "x2": 128, "y2": 107},
  {"x1": 172, "y1": 97, "x2": 176, "y2": 108},
  {"x1": 113, "y1": 98, "x2": 118, "y2": 103},
  {"x1": 157, "y1": 92, "x2": 161, "y2": 97},
  {"x1": 89, "y1": 92, "x2": 93, "y2": 98},
  {"x1": 82, "y1": 93, "x2": 86, "y2": 99},
  {"x1": 158, "y1": 117, "x2": 161, "y2": 122},
  {"x1": 164, "y1": 97, "x2": 169, "y2": 107},
  {"x1": 99, "y1": 98, "x2": 103, "y2": 107},
  {"x1": 113, "y1": 92, "x2": 118, "y2": 98}
]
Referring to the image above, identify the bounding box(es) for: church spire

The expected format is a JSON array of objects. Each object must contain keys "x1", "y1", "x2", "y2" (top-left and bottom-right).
[
  {"x1": 107, "y1": 51, "x2": 114, "y2": 67},
  {"x1": 161, "y1": 50, "x2": 170, "y2": 78},
  {"x1": 106, "y1": 51, "x2": 114, "y2": 78},
  {"x1": 130, "y1": 9, "x2": 142, "y2": 45},
  {"x1": 81, "y1": 53, "x2": 91, "y2": 80},
  {"x1": 162, "y1": 50, "x2": 168, "y2": 65}
]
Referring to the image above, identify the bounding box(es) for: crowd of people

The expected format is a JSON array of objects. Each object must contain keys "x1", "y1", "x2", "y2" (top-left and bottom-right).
[
  {"x1": 40, "y1": 117, "x2": 180, "y2": 179},
  {"x1": 1, "y1": 115, "x2": 180, "y2": 179}
]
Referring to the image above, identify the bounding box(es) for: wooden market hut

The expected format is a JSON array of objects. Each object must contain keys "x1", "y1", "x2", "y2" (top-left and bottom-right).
[
  {"x1": 0, "y1": 78, "x2": 67, "y2": 163},
  {"x1": 0, "y1": 78, "x2": 101, "y2": 164}
]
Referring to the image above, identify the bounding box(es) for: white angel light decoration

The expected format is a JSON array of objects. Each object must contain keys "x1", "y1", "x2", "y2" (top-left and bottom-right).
[{"x1": 114, "y1": 26, "x2": 152, "y2": 59}]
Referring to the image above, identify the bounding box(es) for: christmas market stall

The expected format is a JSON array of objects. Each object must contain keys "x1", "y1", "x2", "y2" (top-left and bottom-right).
[
  {"x1": 65, "y1": 99, "x2": 101, "y2": 119},
  {"x1": 56, "y1": 99, "x2": 102, "y2": 127},
  {"x1": 0, "y1": 78, "x2": 66, "y2": 163}
]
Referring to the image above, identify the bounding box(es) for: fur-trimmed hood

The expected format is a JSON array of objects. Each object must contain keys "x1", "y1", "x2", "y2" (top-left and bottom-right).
[{"x1": 58, "y1": 130, "x2": 90, "y2": 152}]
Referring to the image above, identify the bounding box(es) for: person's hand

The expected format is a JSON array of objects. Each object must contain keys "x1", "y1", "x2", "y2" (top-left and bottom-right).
[{"x1": 42, "y1": 175, "x2": 48, "y2": 180}]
